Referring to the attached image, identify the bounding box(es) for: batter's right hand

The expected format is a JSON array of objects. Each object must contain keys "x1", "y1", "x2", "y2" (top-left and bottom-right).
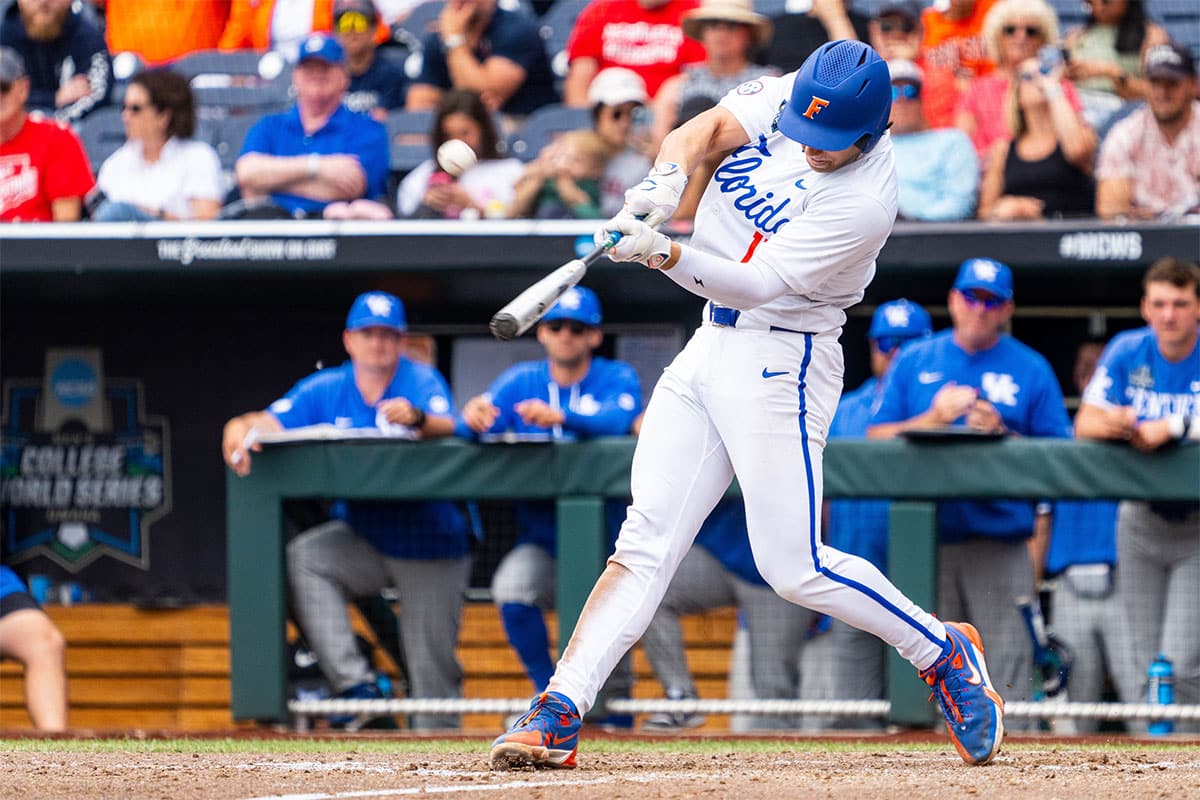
[{"x1": 622, "y1": 162, "x2": 687, "y2": 227}]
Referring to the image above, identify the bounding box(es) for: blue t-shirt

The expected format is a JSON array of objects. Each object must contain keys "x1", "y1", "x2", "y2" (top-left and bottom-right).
[
  {"x1": 0, "y1": 565, "x2": 27, "y2": 601},
  {"x1": 1044, "y1": 499, "x2": 1118, "y2": 576},
  {"x1": 346, "y1": 56, "x2": 408, "y2": 114},
  {"x1": 239, "y1": 104, "x2": 390, "y2": 214},
  {"x1": 694, "y1": 499, "x2": 768, "y2": 587},
  {"x1": 458, "y1": 356, "x2": 641, "y2": 551},
  {"x1": 872, "y1": 331, "x2": 1071, "y2": 542},
  {"x1": 1082, "y1": 326, "x2": 1199, "y2": 421},
  {"x1": 269, "y1": 359, "x2": 469, "y2": 559},
  {"x1": 416, "y1": 8, "x2": 559, "y2": 116},
  {"x1": 826, "y1": 377, "x2": 889, "y2": 571}
]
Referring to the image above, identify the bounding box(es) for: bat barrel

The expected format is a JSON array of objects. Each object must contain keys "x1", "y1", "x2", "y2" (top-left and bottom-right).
[{"x1": 489, "y1": 313, "x2": 520, "y2": 341}]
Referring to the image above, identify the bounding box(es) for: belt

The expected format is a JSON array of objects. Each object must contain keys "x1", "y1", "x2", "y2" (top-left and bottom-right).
[{"x1": 707, "y1": 303, "x2": 809, "y2": 335}]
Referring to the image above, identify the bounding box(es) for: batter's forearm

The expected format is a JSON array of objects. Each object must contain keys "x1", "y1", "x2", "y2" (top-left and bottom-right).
[
  {"x1": 656, "y1": 107, "x2": 749, "y2": 177},
  {"x1": 663, "y1": 245, "x2": 789, "y2": 308}
]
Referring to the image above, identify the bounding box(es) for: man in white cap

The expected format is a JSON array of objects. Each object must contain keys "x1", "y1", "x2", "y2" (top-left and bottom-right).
[{"x1": 588, "y1": 67, "x2": 653, "y2": 217}]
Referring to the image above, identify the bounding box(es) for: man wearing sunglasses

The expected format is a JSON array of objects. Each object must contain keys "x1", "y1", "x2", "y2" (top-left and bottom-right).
[
  {"x1": 457, "y1": 286, "x2": 643, "y2": 724},
  {"x1": 0, "y1": 46, "x2": 94, "y2": 222},
  {"x1": 334, "y1": 0, "x2": 408, "y2": 121},
  {"x1": 868, "y1": 258, "x2": 1071, "y2": 726},
  {"x1": 888, "y1": 58, "x2": 978, "y2": 220}
]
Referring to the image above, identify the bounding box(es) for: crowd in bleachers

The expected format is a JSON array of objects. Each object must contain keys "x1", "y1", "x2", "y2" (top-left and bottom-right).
[{"x1": 0, "y1": 0, "x2": 1196, "y2": 223}]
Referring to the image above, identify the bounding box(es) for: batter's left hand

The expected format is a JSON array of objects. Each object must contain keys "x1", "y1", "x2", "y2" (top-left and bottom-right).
[
  {"x1": 515, "y1": 399, "x2": 565, "y2": 428},
  {"x1": 595, "y1": 216, "x2": 672, "y2": 269}
]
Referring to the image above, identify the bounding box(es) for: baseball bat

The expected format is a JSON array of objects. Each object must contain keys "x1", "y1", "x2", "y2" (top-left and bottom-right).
[{"x1": 489, "y1": 235, "x2": 618, "y2": 341}]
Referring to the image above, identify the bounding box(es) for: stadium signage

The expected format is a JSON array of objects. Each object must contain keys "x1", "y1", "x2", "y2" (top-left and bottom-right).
[
  {"x1": 157, "y1": 236, "x2": 338, "y2": 265},
  {"x1": 1057, "y1": 231, "x2": 1143, "y2": 261},
  {"x1": 1, "y1": 349, "x2": 171, "y2": 572}
]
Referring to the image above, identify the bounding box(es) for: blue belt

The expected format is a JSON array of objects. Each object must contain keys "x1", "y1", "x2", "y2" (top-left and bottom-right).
[{"x1": 709, "y1": 304, "x2": 741, "y2": 327}]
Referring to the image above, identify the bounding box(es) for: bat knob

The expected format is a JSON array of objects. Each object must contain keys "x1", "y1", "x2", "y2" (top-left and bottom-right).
[{"x1": 490, "y1": 313, "x2": 520, "y2": 341}]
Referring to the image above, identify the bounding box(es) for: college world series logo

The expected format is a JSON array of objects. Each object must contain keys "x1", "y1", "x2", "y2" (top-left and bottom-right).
[{"x1": 1, "y1": 348, "x2": 172, "y2": 572}]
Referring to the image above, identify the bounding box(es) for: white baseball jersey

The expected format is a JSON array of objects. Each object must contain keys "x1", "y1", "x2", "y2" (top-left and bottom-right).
[{"x1": 688, "y1": 73, "x2": 899, "y2": 334}]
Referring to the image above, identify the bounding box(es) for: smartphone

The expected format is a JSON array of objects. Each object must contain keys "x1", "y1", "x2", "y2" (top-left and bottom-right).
[{"x1": 1038, "y1": 46, "x2": 1068, "y2": 75}]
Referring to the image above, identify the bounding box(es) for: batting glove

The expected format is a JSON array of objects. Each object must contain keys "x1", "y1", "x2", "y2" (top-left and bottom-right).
[
  {"x1": 622, "y1": 162, "x2": 687, "y2": 227},
  {"x1": 596, "y1": 216, "x2": 672, "y2": 269}
]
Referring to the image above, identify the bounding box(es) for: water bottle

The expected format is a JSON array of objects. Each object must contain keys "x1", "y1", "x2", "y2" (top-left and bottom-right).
[{"x1": 1147, "y1": 653, "x2": 1174, "y2": 736}]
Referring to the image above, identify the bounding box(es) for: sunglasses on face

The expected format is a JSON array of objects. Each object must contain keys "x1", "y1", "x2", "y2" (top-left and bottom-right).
[
  {"x1": 878, "y1": 18, "x2": 915, "y2": 34},
  {"x1": 960, "y1": 289, "x2": 1007, "y2": 309},
  {"x1": 335, "y1": 12, "x2": 373, "y2": 33},
  {"x1": 891, "y1": 83, "x2": 920, "y2": 100},
  {"x1": 1003, "y1": 24, "x2": 1043, "y2": 37},
  {"x1": 544, "y1": 319, "x2": 590, "y2": 335}
]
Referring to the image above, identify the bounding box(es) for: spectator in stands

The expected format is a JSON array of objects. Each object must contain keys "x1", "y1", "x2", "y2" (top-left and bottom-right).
[
  {"x1": 588, "y1": 67, "x2": 653, "y2": 218},
  {"x1": 1095, "y1": 42, "x2": 1199, "y2": 220},
  {"x1": 920, "y1": 0, "x2": 998, "y2": 130},
  {"x1": 869, "y1": 0, "x2": 922, "y2": 63},
  {"x1": 956, "y1": 0, "x2": 1091, "y2": 167},
  {"x1": 650, "y1": 0, "x2": 778, "y2": 148},
  {"x1": 762, "y1": 0, "x2": 866, "y2": 75},
  {"x1": 405, "y1": 0, "x2": 557, "y2": 121},
  {"x1": 334, "y1": 0, "x2": 407, "y2": 121},
  {"x1": 1042, "y1": 338, "x2": 1141, "y2": 734},
  {"x1": 455, "y1": 287, "x2": 641, "y2": 715},
  {"x1": 1065, "y1": 0, "x2": 1168, "y2": 130},
  {"x1": 0, "y1": 47, "x2": 95, "y2": 222},
  {"x1": 223, "y1": 290, "x2": 470, "y2": 729},
  {"x1": 234, "y1": 33, "x2": 391, "y2": 219},
  {"x1": 1075, "y1": 257, "x2": 1200, "y2": 732},
  {"x1": 563, "y1": 0, "x2": 706, "y2": 107},
  {"x1": 888, "y1": 59, "x2": 979, "y2": 221},
  {"x1": 92, "y1": 70, "x2": 223, "y2": 221},
  {"x1": 0, "y1": 0, "x2": 112, "y2": 122},
  {"x1": 976, "y1": 57, "x2": 1096, "y2": 219},
  {"x1": 395, "y1": 89, "x2": 523, "y2": 218},
  {"x1": 811, "y1": 299, "x2": 933, "y2": 728},
  {"x1": 509, "y1": 130, "x2": 612, "y2": 219},
  {"x1": 104, "y1": 0, "x2": 231, "y2": 66},
  {"x1": 219, "y1": 0, "x2": 389, "y2": 59},
  {"x1": 0, "y1": 566, "x2": 67, "y2": 732},
  {"x1": 868, "y1": 258, "x2": 1072, "y2": 725}
]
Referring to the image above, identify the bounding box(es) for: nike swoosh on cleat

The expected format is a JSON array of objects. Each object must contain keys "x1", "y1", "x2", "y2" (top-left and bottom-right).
[{"x1": 762, "y1": 368, "x2": 789, "y2": 378}]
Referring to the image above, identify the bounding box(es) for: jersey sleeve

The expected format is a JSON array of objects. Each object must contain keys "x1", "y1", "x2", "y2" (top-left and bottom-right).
[
  {"x1": 268, "y1": 375, "x2": 325, "y2": 429},
  {"x1": 1081, "y1": 337, "x2": 1129, "y2": 408},
  {"x1": 1026, "y1": 361, "x2": 1071, "y2": 438},
  {"x1": 47, "y1": 125, "x2": 97, "y2": 201},
  {"x1": 754, "y1": 187, "x2": 893, "y2": 297},
  {"x1": 185, "y1": 142, "x2": 224, "y2": 201},
  {"x1": 562, "y1": 363, "x2": 642, "y2": 436},
  {"x1": 413, "y1": 367, "x2": 454, "y2": 418},
  {"x1": 238, "y1": 116, "x2": 274, "y2": 156},
  {"x1": 352, "y1": 117, "x2": 391, "y2": 201},
  {"x1": 478, "y1": 365, "x2": 528, "y2": 433},
  {"x1": 717, "y1": 73, "x2": 793, "y2": 143}
]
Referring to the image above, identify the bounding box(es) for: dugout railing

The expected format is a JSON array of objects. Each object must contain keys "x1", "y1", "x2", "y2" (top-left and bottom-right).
[{"x1": 226, "y1": 437, "x2": 1199, "y2": 726}]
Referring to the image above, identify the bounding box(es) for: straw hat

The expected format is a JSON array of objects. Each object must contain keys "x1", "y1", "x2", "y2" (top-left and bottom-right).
[{"x1": 682, "y1": 0, "x2": 774, "y2": 49}]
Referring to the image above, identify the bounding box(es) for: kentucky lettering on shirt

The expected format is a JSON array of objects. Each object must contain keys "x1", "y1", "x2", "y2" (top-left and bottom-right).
[{"x1": 1083, "y1": 326, "x2": 1200, "y2": 422}]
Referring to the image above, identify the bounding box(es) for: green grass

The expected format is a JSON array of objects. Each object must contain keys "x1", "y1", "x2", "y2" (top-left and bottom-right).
[{"x1": 0, "y1": 738, "x2": 1191, "y2": 755}]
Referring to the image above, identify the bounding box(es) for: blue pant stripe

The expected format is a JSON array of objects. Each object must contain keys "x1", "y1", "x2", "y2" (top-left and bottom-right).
[{"x1": 795, "y1": 333, "x2": 943, "y2": 648}]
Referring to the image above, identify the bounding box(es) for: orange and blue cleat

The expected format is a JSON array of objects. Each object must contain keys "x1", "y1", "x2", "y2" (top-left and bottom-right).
[
  {"x1": 489, "y1": 691, "x2": 582, "y2": 770},
  {"x1": 920, "y1": 621, "x2": 1006, "y2": 766}
]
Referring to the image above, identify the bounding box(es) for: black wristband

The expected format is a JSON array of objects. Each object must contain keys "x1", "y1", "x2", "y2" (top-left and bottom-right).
[{"x1": 411, "y1": 409, "x2": 427, "y2": 429}]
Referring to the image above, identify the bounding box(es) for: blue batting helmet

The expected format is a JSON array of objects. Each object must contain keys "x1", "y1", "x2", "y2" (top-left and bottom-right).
[
  {"x1": 777, "y1": 40, "x2": 892, "y2": 153},
  {"x1": 542, "y1": 286, "x2": 603, "y2": 327}
]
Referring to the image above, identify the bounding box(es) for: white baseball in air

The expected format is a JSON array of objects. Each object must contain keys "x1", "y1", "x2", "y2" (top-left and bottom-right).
[{"x1": 436, "y1": 139, "x2": 478, "y2": 177}]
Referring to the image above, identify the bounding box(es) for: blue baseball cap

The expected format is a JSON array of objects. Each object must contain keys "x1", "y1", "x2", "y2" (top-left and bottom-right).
[
  {"x1": 868, "y1": 298, "x2": 932, "y2": 341},
  {"x1": 298, "y1": 33, "x2": 345, "y2": 66},
  {"x1": 542, "y1": 286, "x2": 602, "y2": 327},
  {"x1": 953, "y1": 258, "x2": 1013, "y2": 301},
  {"x1": 346, "y1": 291, "x2": 407, "y2": 332}
]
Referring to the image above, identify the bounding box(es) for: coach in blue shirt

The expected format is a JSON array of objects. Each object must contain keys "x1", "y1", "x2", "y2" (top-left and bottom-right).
[
  {"x1": 405, "y1": 0, "x2": 558, "y2": 119},
  {"x1": 222, "y1": 291, "x2": 469, "y2": 729},
  {"x1": 457, "y1": 287, "x2": 640, "y2": 708},
  {"x1": 236, "y1": 34, "x2": 390, "y2": 218},
  {"x1": 868, "y1": 259, "x2": 1071, "y2": 719}
]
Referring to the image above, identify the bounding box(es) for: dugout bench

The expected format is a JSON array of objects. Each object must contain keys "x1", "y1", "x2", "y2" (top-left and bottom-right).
[{"x1": 226, "y1": 437, "x2": 1199, "y2": 725}]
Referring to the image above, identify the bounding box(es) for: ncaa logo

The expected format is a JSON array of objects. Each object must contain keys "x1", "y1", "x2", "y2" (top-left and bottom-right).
[
  {"x1": 803, "y1": 97, "x2": 831, "y2": 119},
  {"x1": 50, "y1": 358, "x2": 97, "y2": 408}
]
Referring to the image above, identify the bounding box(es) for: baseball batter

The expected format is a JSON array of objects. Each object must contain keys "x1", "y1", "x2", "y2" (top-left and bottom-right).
[{"x1": 490, "y1": 40, "x2": 1005, "y2": 770}]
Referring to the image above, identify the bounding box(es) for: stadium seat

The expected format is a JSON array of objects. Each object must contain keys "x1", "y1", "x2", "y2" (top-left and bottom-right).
[
  {"x1": 385, "y1": 109, "x2": 436, "y2": 174},
  {"x1": 213, "y1": 114, "x2": 263, "y2": 172},
  {"x1": 393, "y1": 1, "x2": 446, "y2": 47},
  {"x1": 172, "y1": 49, "x2": 293, "y2": 117},
  {"x1": 537, "y1": 0, "x2": 591, "y2": 77},
  {"x1": 506, "y1": 103, "x2": 592, "y2": 161},
  {"x1": 77, "y1": 107, "x2": 127, "y2": 171}
]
